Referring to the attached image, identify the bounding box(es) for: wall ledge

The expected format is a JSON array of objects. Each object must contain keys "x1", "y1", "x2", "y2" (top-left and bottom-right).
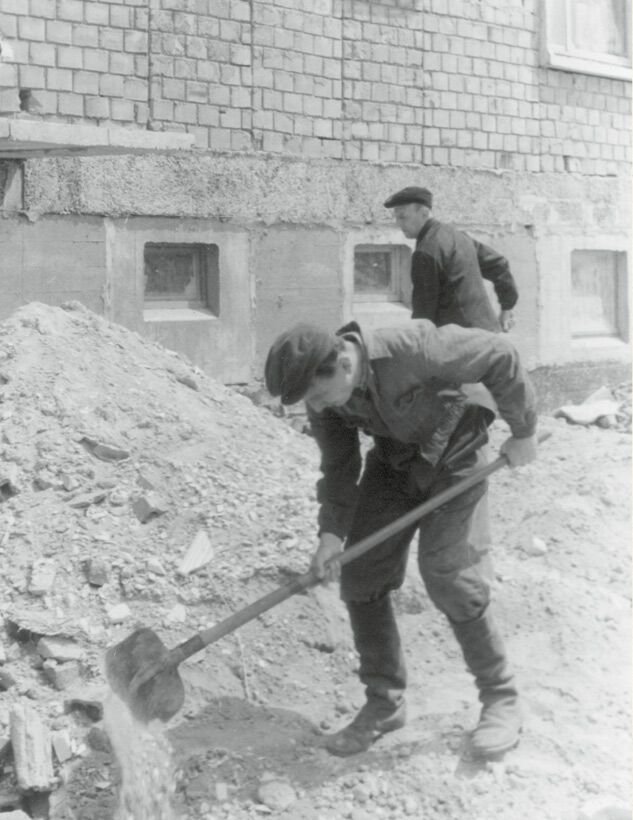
[{"x1": 0, "y1": 118, "x2": 195, "y2": 159}]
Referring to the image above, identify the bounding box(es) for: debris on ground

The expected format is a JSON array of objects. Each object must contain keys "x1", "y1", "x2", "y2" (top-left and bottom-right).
[
  {"x1": 554, "y1": 384, "x2": 629, "y2": 430},
  {"x1": 0, "y1": 302, "x2": 629, "y2": 820}
]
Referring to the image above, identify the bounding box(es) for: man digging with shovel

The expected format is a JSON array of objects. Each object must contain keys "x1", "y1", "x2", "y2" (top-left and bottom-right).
[{"x1": 265, "y1": 318, "x2": 538, "y2": 758}]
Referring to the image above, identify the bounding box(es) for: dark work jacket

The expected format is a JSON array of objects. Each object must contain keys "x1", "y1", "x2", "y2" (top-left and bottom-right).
[
  {"x1": 309, "y1": 320, "x2": 537, "y2": 539},
  {"x1": 411, "y1": 219, "x2": 519, "y2": 330}
]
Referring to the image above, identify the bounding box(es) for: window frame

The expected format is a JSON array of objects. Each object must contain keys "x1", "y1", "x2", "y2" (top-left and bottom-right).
[
  {"x1": 143, "y1": 242, "x2": 219, "y2": 314},
  {"x1": 353, "y1": 243, "x2": 411, "y2": 304},
  {"x1": 570, "y1": 249, "x2": 629, "y2": 341},
  {"x1": 541, "y1": 0, "x2": 632, "y2": 81}
]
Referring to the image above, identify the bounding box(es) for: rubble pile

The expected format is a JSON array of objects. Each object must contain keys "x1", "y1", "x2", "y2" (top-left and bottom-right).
[
  {"x1": 0, "y1": 302, "x2": 321, "y2": 817},
  {"x1": 0, "y1": 302, "x2": 629, "y2": 820}
]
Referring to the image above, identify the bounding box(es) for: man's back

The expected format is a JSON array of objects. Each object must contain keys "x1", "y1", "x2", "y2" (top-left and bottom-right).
[{"x1": 412, "y1": 219, "x2": 501, "y2": 331}]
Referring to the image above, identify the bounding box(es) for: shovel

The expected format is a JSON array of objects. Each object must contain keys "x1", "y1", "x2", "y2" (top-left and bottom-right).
[{"x1": 105, "y1": 432, "x2": 548, "y2": 724}]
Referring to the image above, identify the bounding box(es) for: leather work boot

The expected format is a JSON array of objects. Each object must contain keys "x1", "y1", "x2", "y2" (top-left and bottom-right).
[
  {"x1": 325, "y1": 595, "x2": 407, "y2": 757},
  {"x1": 451, "y1": 608, "x2": 522, "y2": 758}
]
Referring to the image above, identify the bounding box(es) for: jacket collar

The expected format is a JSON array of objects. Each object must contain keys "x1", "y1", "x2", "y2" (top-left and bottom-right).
[
  {"x1": 335, "y1": 321, "x2": 392, "y2": 395},
  {"x1": 416, "y1": 216, "x2": 438, "y2": 245}
]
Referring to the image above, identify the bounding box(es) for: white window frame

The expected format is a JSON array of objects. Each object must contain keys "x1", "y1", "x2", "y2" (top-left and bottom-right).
[
  {"x1": 353, "y1": 244, "x2": 410, "y2": 303},
  {"x1": 541, "y1": 0, "x2": 632, "y2": 81}
]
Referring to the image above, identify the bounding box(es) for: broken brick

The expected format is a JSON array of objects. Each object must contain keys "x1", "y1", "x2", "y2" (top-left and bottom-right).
[
  {"x1": 132, "y1": 492, "x2": 167, "y2": 523},
  {"x1": 36, "y1": 637, "x2": 83, "y2": 663},
  {"x1": 10, "y1": 701, "x2": 55, "y2": 791}
]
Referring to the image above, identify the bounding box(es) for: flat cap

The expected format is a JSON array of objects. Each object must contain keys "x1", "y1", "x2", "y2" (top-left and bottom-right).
[
  {"x1": 383, "y1": 186, "x2": 433, "y2": 209},
  {"x1": 264, "y1": 323, "x2": 338, "y2": 405}
]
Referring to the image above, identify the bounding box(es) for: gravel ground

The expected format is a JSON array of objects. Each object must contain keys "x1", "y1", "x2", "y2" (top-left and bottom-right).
[{"x1": 0, "y1": 302, "x2": 629, "y2": 820}]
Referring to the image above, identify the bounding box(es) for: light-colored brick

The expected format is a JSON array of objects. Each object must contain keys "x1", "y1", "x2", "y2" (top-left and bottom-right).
[
  {"x1": 100, "y1": 28, "x2": 123, "y2": 50},
  {"x1": 30, "y1": 0, "x2": 56, "y2": 18},
  {"x1": 174, "y1": 101, "x2": 196, "y2": 123},
  {"x1": 85, "y1": 95, "x2": 109, "y2": 119},
  {"x1": 124, "y1": 30, "x2": 147, "y2": 53},
  {"x1": 85, "y1": 3, "x2": 109, "y2": 25},
  {"x1": 58, "y1": 91, "x2": 83, "y2": 115},
  {"x1": 99, "y1": 74, "x2": 124, "y2": 97},
  {"x1": 110, "y1": 5, "x2": 133, "y2": 28},
  {"x1": 72, "y1": 70, "x2": 99, "y2": 95},
  {"x1": 109, "y1": 52, "x2": 135, "y2": 75},
  {"x1": 46, "y1": 68, "x2": 72, "y2": 92},
  {"x1": 73, "y1": 23, "x2": 98, "y2": 48},
  {"x1": 18, "y1": 16, "x2": 45, "y2": 40},
  {"x1": 111, "y1": 98, "x2": 135, "y2": 120},
  {"x1": 57, "y1": 46, "x2": 83, "y2": 69},
  {"x1": 57, "y1": 0, "x2": 83, "y2": 22}
]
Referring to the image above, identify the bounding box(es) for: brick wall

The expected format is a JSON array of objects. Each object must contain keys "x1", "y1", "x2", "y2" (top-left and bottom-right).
[
  {"x1": 421, "y1": 0, "x2": 631, "y2": 175},
  {"x1": 2, "y1": 0, "x2": 628, "y2": 174}
]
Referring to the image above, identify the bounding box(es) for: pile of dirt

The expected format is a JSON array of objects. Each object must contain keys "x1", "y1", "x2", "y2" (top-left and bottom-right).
[{"x1": 0, "y1": 302, "x2": 629, "y2": 820}]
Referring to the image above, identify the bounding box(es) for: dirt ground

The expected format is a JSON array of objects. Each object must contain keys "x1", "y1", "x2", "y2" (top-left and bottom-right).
[{"x1": 0, "y1": 303, "x2": 630, "y2": 820}]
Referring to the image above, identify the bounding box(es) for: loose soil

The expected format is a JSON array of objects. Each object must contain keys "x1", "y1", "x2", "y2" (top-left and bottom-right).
[{"x1": 0, "y1": 303, "x2": 629, "y2": 820}]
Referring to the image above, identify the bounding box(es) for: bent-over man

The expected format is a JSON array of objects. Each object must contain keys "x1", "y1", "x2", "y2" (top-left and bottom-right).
[{"x1": 265, "y1": 319, "x2": 537, "y2": 758}]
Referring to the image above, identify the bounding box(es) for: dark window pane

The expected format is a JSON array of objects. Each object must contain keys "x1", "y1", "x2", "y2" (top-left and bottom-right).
[
  {"x1": 354, "y1": 251, "x2": 392, "y2": 293},
  {"x1": 144, "y1": 244, "x2": 202, "y2": 302}
]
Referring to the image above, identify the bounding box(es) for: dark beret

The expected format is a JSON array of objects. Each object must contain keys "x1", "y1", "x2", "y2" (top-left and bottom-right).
[
  {"x1": 264, "y1": 323, "x2": 338, "y2": 405},
  {"x1": 383, "y1": 186, "x2": 433, "y2": 208}
]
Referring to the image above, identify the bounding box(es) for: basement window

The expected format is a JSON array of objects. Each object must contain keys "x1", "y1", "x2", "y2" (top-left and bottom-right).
[
  {"x1": 571, "y1": 249, "x2": 628, "y2": 339},
  {"x1": 353, "y1": 244, "x2": 411, "y2": 303},
  {"x1": 144, "y1": 243, "x2": 219, "y2": 314}
]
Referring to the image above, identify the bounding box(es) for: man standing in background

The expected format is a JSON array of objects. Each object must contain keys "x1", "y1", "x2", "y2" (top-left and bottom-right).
[{"x1": 384, "y1": 186, "x2": 518, "y2": 332}]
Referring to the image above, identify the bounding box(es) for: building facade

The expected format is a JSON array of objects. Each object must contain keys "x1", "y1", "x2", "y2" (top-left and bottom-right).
[{"x1": 0, "y1": 0, "x2": 630, "y2": 384}]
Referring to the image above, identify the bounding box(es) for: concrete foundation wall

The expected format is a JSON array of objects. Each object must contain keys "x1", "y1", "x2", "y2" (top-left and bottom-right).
[
  {"x1": 0, "y1": 151, "x2": 628, "y2": 382},
  {"x1": 0, "y1": 215, "x2": 107, "y2": 316}
]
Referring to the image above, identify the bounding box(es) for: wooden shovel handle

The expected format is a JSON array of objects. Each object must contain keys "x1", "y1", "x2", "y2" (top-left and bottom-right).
[{"x1": 168, "y1": 431, "x2": 549, "y2": 667}]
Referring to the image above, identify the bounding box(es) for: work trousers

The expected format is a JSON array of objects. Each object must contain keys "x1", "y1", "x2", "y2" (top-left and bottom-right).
[{"x1": 340, "y1": 439, "x2": 491, "y2": 624}]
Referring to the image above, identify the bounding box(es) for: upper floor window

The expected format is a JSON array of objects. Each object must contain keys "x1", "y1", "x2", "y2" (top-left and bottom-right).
[{"x1": 541, "y1": 0, "x2": 631, "y2": 81}]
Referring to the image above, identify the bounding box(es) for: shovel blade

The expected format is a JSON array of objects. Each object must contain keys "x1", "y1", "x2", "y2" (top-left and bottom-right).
[{"x1": 104, "y1": 627, "x2": 185, "y2": 724}]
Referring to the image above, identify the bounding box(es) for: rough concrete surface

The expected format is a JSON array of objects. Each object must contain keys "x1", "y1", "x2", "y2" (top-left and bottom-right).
[{"x1": 23, "y1": 154, "x2": 630, "y2": 235}]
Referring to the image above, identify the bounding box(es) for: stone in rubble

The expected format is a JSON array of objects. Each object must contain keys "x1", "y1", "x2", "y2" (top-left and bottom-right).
[
  {"x1": 256, "y1": 777, "x2": 296, "y2": 812},
  {"x1": 10, "y1": 701, "x2": 55, "y2": 792},
  {"x1": 0, "y1": 735, "x2": 11, "y2": 761},
  {"x1": 165, "y1": 604, "x2": 187, "y2": 624},
  {"x1": 86, "y1": 726, "x2": 111, "y2": 753},
  {"x1": 60, "y1": 472, "x2": 79, "y2": 491},
  {"x1": 51, "y1": 730, "x2": 73, "y2": 764},
  {"x1": 132, "y1": 492, "x2": 167, "y2": 523},
  {"x1": 577, "y1": 796, "x2": 631, "y2": 820},
  {"x1": 36, "y1": 637, "x2": 83, "y2": 663},
  {"x1": 29, "y1": 560, "x2": 57, "y2": 596},
  {"x1": 521, "y1": 535, "x2": 548, "y2": 557},
  {"x1": 0, "y1": 669, "x2": 16, "y2": 691},
  {"x1": 42, "y1": 660, "x2": 80, "y2": 691},
  {"x1": 80, "y1": 436, "x2": 130, "y2": 462},
  {"x1": 0, "y1": 463, "x2": 19, "y2": 501},
  {"x1": 177, "y1": 529, "x2": 214, "y2": 576},
  {"x1": 85, "y1": 557, "x2": 110, "y2": 587},
  {"x1": 64, "y1": 695, "x2": 104, "y2": 723},
  {"x1": 69, "y1": 489, "x2": 108, "y2": 509},
  {"x1": 0, "y1": 812, "x2": 31, "y2": 820},
  {"x1": 106, "y1": 603, "x2": 131, "y2": 624},
  {"x1": 176, "y1": 373, "x2": 199, "y2": 391}
]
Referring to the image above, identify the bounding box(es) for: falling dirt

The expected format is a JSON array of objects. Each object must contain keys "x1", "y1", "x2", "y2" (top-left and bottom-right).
[
  {"x1": 103, "y1": 694, "x2": 175, "y2": 820},
  {"x1": 0, "y1": 302, "x2": 629, "y2": 820}
]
